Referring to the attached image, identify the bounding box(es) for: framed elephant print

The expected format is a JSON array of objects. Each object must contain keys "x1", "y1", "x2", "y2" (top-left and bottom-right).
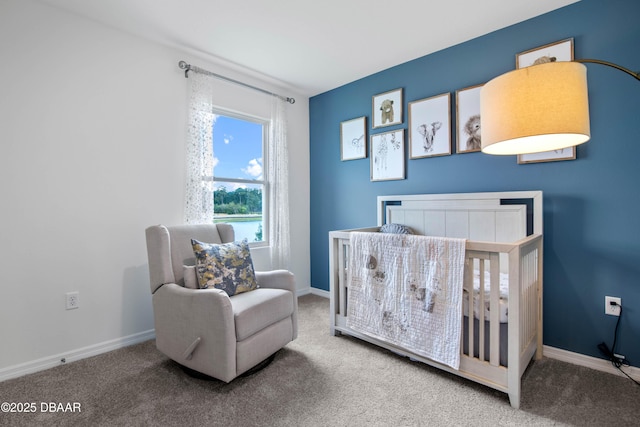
[
  {"x1": 408, "y1": 93, "x2": 451, "y2": 159},
  {"x1": 455, "y1": 84, "x2": 483, "y2": 153},
  {"x1": 372, "y1": 88, "x2": 403, "y2": 129}
]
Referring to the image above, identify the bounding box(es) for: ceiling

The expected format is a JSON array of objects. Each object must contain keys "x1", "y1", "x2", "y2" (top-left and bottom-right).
[{"x1": 39, "y1": 0, "x2": 579, "y2": 96}]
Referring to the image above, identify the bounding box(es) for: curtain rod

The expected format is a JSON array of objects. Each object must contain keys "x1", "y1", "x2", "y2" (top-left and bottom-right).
[{"x1": 178, "y1": 61, "x2": 295, "y2": 104}]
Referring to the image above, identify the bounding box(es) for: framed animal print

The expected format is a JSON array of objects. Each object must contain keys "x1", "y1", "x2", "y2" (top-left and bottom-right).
[
  {"x1": 408, "y1": 93, "x2": 451, "y2": 159},
  {"x1": 372, "y1": 88, "x2": 403, "y2": 129},
  {"x1": 340, "y1": 116, "x2": 367, "y2": 161},
  {"x1": 516, "y1": 38, "x2": 577, "y2": 164},
  {"x1": 516, "y1": 37, "x2": 574, "y2": 68},
  {"x1": 370, "y1": 129, "x2": 405, "y2": 181},
  {"x1": 517, "y1": 147, "x2": 576, "y2": 164},
  {"x1": 455, "y1": 84, "x2": 483, "y2": 154}
]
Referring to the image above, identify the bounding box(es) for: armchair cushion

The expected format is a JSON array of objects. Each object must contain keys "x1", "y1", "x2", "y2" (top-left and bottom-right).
[
  {"x1": 231, "y1": 288, "x2": 294, "y2": 341},
  {"x1": 192, "y1": 238, "x2": 258, "y2": 296}
]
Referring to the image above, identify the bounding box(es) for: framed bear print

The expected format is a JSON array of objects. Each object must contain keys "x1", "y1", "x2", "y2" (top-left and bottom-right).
[
  {"x1": 408, "y1": 93, "x2": 451, "y2": 159},
  {"x1": 372, "y1": 88, "x2": 403, "y2": 129},
  {"x1": 340, "y1": 116, "x2": 367, "y2": 161},
  {"x1": 370, "y1": 129, "x2": 405, "y2": 181},
  {"x1": 456, "y1": 84, "x2": 483, "y2": 153}
]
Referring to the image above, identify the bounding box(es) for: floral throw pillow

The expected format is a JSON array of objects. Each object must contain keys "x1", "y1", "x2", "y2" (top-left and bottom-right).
[{"x1": 191, "y1": 238, "x2": 258, "y2": 296}]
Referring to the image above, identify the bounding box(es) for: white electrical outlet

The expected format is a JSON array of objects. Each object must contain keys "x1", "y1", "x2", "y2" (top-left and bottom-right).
[
  {"x1": 66, "y1": 291, "x2": 79, "y2": 310},
  {"x1": 604, "y1": 296, "x2": 621, "y2": 316}
]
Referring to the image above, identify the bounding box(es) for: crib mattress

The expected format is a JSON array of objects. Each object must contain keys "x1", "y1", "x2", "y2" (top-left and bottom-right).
[
  {"x1": 340, "y1": 235, "x2": 509, "y2": 324},
  {"x1": 344, "y1": 266, "x2": 510, "y2": 323},
  {"x1": 463, "y1": 270, "x2": 509, "y2": 323}
]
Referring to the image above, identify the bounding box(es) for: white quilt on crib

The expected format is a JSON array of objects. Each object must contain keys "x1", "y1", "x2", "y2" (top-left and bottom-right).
[{"x1": 346, "y1": 232, "x2": 466, "y2": 370}]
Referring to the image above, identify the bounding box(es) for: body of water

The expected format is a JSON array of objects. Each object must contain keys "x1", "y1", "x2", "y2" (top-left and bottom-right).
[{"x1": 224, "y1": 220, "x2": 262, "y2": 243}]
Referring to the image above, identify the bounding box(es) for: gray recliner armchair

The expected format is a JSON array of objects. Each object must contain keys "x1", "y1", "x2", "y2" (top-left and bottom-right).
[{"x1": 145, "y1": 223, "x2": 298, "y2": 382}]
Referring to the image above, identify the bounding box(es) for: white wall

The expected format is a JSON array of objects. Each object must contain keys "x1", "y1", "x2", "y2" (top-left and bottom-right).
[{"x1": 0, "y1": 0, "x2": 310, "y2": 376}]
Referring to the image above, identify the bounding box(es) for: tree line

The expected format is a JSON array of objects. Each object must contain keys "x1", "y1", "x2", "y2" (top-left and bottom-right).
[{"x1": 214, "y1": 187, "x2": 262, "y2": 215}]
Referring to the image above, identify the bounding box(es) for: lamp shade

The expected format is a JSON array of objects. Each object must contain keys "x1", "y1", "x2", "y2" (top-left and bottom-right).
[{"x1": 481, "y1": 61, "x2": 590, "y2": 155}]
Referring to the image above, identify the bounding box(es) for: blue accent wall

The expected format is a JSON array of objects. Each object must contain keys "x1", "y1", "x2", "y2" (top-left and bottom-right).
[{"x1": 309, "y1": 0, "x2": 640, "y2": 366}]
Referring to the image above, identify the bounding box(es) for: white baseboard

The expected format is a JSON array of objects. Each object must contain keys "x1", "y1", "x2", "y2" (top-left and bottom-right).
[
  {"x1": 308, "y1": 287, "x2": 330, "y2": 298},
  {"x1": 0, "y1": 330, "x2": 155, "y2": 382},
  {"x1": 297, "y1": 286, "x2": 329, "y2": 298},
  {"x1": 543, "y1": 345, "x2": 640, "y2": 381},
  {"x1": 297, "y1": 286, "x2": 311, "y2": 296},
  {"x1": 6, "y1": 312, "x2": 636, "y2": 385}
]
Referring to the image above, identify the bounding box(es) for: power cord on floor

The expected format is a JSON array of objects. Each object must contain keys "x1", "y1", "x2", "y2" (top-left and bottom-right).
[{"x1": 598, "y1": 302, "x2": 640, "y2": 387}]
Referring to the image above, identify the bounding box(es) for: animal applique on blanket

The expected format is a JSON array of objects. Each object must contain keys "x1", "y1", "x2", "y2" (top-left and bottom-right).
[{"x1": 346, "y1": 232, "x2": 466, "y2": 369}]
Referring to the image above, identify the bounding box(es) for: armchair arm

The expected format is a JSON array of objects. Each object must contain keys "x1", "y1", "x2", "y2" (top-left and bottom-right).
[
  {"x1": 152, "y1": 283, "x2": 238, "y2": 382},
  {"x1": 255, "y1": 270, "x2": 298, "y2": 340},
  {"x1": 255, "y1": 270, "x2": 296, "y2": 293}
]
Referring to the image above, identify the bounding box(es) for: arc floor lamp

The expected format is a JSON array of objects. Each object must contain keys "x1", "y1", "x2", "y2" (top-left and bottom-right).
[{"x1": 481, "y1": 59, "x2": 639, "y2": 155}]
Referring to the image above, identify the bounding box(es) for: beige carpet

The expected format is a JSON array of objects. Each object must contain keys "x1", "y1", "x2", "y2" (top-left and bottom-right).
[{"x1": 1, "y1": 294, "x2": 639, "y2": 426}]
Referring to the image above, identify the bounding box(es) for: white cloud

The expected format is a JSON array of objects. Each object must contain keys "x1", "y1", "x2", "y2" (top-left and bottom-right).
[
  {"x1": 230, "y1": 183, "x2": 247, "y2": 191},
  {"x1": 224, "y1": 134, "x2": 233, "y2": 144},
  {"x1": 242, "y1": 158, "x2": 262, "y2": 178}
]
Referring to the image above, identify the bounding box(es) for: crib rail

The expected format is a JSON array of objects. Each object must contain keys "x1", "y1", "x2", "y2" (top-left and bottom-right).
[{"x1": 329, "y1": 229, "x2": 543, "y2": 405}]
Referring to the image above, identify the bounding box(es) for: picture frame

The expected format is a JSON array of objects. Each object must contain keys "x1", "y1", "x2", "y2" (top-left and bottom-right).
[
  {"x1": 340, "y1": 116, "x2": 367, "y2": 161},
  {"x1": 517, "y1": 147, "x2": 576, "y2": 164},
  {"x1": 370, "y1": 129, "x2": 405, "y2": 181},
  {"x1": 372, "y1": 88, "x2": 403, "y2": 129},
  {"x1": 455, "y1": 84, "x2": 483, "y2": 153},
  {"x1": 408, "y1": 93, "x2": 451, "y2": 159},
  {"x1": 516, "y1": 38, "x2": 576, "y2": 163},
  {"x1": 516, "y1": 37, "x2": 574, "y2": 68}
]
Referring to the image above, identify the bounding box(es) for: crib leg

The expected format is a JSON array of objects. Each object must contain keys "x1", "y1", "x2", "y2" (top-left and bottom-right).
[
  {"x1": 508, "y1": 391, "x2": 521, "y2": 409},
  {"x1": 329, "y1": 325, "x2": 342, "y2": 337}
]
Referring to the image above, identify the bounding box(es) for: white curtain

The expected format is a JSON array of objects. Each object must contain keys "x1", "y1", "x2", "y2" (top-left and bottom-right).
[
  {"x1": 184, "y1": 72, "x2": 216, "y2": 224},
  {"x1": 183, "y1": 73, "x2": 291, "y2": 269},
  {"x1": 268, "y1": 97, "x2": 291, "y2": 269}
]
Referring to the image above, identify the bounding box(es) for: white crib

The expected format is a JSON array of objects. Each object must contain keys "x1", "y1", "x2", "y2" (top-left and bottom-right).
[{"x1": 329, "y1": 191, "x2": 543, "y2": 409}]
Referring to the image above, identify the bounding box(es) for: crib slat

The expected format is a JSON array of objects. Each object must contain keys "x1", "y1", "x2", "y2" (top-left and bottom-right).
[
  {"x1": 339, "y1": 239, "x2": 347, "y2": 316},
  {"x1": 465, "y1": 257, "x2": 474, "y2": 359},
  {"x1": 524, "y1": 250, "x2": 532, "y2": 349},
  {"x1": 524, "y1": 252, "x2": 529, "y2": 351},
  {"x1": 489, "y1": 252, "x2": 500, "y2": 366},
  {"x1": 478, "y1": 259, "x2": 486, "y2": 362}
]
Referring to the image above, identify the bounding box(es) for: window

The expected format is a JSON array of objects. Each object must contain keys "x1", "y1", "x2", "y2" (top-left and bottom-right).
[{"x1": 212, "y1": 111, "x2": 268, "y2": 246}]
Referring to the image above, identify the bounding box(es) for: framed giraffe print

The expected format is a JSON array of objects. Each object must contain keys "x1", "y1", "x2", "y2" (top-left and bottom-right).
[
  {"x1": 370, "y1": 129, "x2": 405, "y2": 181},
  {"x1": 340, "y1": 116, "x2": 367, "y2": 161}
]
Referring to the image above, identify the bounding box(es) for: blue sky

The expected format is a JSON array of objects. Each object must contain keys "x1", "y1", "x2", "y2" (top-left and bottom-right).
[{"x1": 212, "y1": 114, "x2": 263, "y2": 182}]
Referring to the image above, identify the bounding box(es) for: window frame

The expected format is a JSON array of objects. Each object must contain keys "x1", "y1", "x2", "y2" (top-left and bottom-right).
[{"x1": 210, "y1": 107, "x2": 269, "y2": 248}]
